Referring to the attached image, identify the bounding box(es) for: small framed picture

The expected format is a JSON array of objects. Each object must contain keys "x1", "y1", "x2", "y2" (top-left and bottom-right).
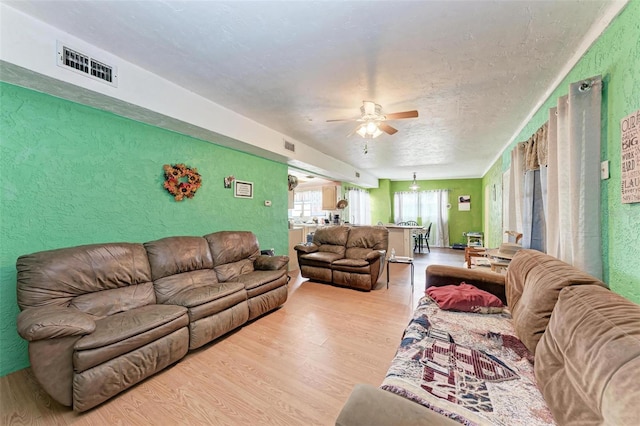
[{"x1": 234, "y1": 180, "x2": 253, "y2": 199}]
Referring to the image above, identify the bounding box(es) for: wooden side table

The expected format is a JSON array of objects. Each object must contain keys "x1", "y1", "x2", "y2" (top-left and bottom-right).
[{"x1": 387, "y1": 257, "x2": 414, "y2": 289}]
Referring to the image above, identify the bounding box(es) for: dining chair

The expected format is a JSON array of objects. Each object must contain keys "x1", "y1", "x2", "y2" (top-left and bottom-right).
[{"x1": 422, "y1": 223, "x2": 432, "y2": 253}]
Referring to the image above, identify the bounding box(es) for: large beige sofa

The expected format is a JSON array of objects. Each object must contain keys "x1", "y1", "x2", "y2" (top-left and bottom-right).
[
  {"x1": 294, "y1": 225, "x2": 388, "y2": 291},
  {"x1": 16, "y1": 231, "x2": 288, "y2": 412},
  {"x1": 337, "y1": 249, "x2": 640, "y2": 425}
]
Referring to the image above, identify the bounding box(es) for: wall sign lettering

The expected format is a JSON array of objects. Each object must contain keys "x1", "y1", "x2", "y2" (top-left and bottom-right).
[{"x1": 621, "y1": 109, "x2": 640, "y2": 204}]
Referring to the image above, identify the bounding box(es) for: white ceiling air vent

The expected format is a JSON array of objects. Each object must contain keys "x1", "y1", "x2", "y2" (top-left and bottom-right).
[
  {"x1": 284, "y1": 140, "x2": 295, "y2": 152},
  {"x1": 57, "y1": 41, "x2": 118, "y2": 87}
]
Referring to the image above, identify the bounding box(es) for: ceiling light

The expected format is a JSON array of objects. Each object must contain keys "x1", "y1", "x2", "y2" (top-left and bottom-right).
[
  {"x1": 356, "y1": 121, "x2": 383, "y2": 139},
  {"x1": 409, "y1": 172, "x2": 420, "y2": 191}
]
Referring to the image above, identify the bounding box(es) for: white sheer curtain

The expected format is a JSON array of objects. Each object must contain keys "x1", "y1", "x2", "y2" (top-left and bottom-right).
[
  {"x1": 507, "y1": 76, "x2": 602, "y2": 278},
  {"x1": 394, "y1": 190, "x2": 450, "y2": 247},
  {"x1": 346, "y1": 188, "x2": 371, "y2": 225},
  {"x1": 546, "y1": 77, "x2": 602, "y2": 278},
  {"x1": 507, "y1": 143, "x2": 525, "y2": 236},
  {"x1": 394, "y1": 191, "x2": 419, "y2": 223}
]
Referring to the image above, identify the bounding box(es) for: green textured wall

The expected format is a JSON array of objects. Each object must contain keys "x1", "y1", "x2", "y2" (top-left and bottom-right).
[
  {"x1": 481, "y1": 157, "x2": 504, "y2": 248},
  {"x1": 370, "y1": 178, "x2": 392, "y2": 224},
  {"x1": 0, "y1": 83, "x2": 289, "y2": 376},
  {"x1": 387, "y1": 179, "x2": 483, "y2": 246},
  {"x1": 487, "y1": 1, "x2": 640, "y2": 302}
]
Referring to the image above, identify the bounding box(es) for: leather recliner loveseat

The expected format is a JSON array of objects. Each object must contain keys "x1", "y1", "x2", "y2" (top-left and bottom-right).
[
  {"x1": 15, "y1": 231, "x2": 288, "y2": 412},
  {"x1": 294, "y1": 225, "x2": 388, "y2": 291}
]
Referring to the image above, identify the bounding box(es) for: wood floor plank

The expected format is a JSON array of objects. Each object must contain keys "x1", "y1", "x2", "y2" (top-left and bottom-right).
[{"x1": 0, "y1": 248, "x2": 464, "y2": 425}]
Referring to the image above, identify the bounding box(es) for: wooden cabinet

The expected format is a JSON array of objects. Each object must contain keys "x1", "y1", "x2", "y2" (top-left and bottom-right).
[
  {"x1": 288, "y1": 228, "x2": 304, "y2": 271},
  {"x1": 322, "y1": 185, "x2": 337, "y2": 211}
]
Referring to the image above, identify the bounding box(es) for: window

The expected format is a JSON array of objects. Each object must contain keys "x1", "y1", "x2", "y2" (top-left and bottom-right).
[
  {"x1": 290, "y1": 189, "x2": 324, "y2": 219},
  {"x1": 346, "y1": 188, "x2": 371, "y2": 225},
  {"x1": 394, "y1": 190, "x2": 450, "y2": 247}
]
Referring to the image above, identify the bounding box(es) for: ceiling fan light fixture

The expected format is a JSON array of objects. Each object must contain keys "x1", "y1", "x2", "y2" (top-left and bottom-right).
[
  {"x1": 356, "y1": 121, "x2": 383, "y2": 139},
  {"x1": 409, "y1": 172, "x2": 420, "y2": 191}
]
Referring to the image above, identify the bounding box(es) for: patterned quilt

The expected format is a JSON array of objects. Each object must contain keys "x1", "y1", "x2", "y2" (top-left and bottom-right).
[{"x1": 381, "y1": 296, "x2": 555, "y2": 426}]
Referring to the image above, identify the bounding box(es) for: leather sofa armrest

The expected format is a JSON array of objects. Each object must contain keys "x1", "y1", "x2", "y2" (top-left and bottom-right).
[
  {"x1": 365, "y1": 250, "x2": 383, "y2": 261},
  {"x1": 425, "y1": 264, "x2": 507, "y2": 305},
  {"x1": 254, "y1": 255, "x2": 289, "y2": 270},
  {"x1": 294, "y1": 243, "x2": 318, "y2": 253},
  {"x1": 17, "y1": 306, "x2": 96, "y2": 342},
  {"x1": 335, "y1": 384, "x2": 459, "y2": 426}
]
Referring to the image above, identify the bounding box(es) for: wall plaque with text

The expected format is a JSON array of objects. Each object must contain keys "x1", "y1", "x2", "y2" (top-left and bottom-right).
[{"x1": 621, "y1": 109, "x2": 640, "y2": 204}]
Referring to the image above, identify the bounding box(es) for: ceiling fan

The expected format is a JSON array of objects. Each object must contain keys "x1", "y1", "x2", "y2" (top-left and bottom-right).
[{"x1": 327, "y1": 100, "x2": 419, "y2": 138}]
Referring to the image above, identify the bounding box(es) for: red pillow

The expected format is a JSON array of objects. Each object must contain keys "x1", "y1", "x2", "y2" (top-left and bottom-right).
[{"x1": 426, "y1": 283, "x2": 504, "y2": 314}]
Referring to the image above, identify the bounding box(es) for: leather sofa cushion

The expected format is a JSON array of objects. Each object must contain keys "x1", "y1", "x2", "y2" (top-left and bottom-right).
[
  {"x1": 73, "y1": 305, "x2": 189, "y2": 373},
  {"x1": 230, "y1": 270, "x2": 288, "y2": 298},
  {"x1": 73, "y1": 305, "x2": 188, "y2": 373},
  {"x1": 332, "y1": 258, "x2": 369, "y2": 267},
  {"x1": 214, "y1": 258, "x2": 255, "y2": 283},
  {"x1": 69, "y1": 282, "x2": 156, "y2": 318},
  {"x1": 535, "y1": 285, "x2": 640, "y2": 425},
  {"x1": 506, "y1": 249, "x2": 605, "y2": 353},
  {"x1": 144, "y1": 236, "x2": 213, "y2": 281},
  {"x1": 17, "y1": 243, "x2": 152, "y2": 310},
  {"x1": 75, "y1": 304, "x2": 187, "y2": 351},
  {"x1": 312, "y1": 226, "x2": 349, "y2": 257},
  {"x1": 187, "y1": 288, "x2": 247, "y2": 322},
  {"x1": 153, "y1": 269, "x2": 219, "y2": 304},
  {"x1": 299, "y1": 251, "x2": 344, "y2": 264},
  {"x1": 165, "y1": 281, "x2": 245, "y2": 308},
  {"x1": 344, "y1": 247, "x2": 379, "y2": 261},
  {"x1": 204, "y1": 231, "x2": 260, "y2": 267},
  {"x1": 230, "y1": 269, "x2": 287, "y2": 291},
  {"x1": 345, "y1": 226, "x2": 388, "y2": 251}
]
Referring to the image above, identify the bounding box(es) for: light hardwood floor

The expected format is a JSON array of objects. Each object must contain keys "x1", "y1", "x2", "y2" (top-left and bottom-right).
[{"x1": 1, "y1": 248, "x2": 464, "y2": 425}]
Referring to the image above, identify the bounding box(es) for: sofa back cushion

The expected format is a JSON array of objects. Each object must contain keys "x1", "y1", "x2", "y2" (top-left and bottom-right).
[
  {"x1": 344, "y1": 226, "x2": 388, "y2": 259},
  {"x1": 535, "y1": 285, "x2": 640, "y2": 425},
  {"x1": 144, "y1": 236, "x2": 214, "y2": 280},
  {"x1": 506, "y1": 249, "x2": 605, "y2": 353},
  {"x1": 312, "y1": 226, "x2": 349, "y2": 257},
  {"x1": 204, "y1": 231, "x2": 260, "y2": 282},
  {"x1": 17, "y1": 243, "x2": 154, "y2": 316},
  {"x1": 144, "y1": 236, "x2": 217, "y2": 303}
]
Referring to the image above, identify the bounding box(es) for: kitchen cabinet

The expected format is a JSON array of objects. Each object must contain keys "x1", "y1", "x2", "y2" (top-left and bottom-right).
[
  {"x1": 322, "y1": 185, "x2": 337, "y2": 211},
  {"x1": 288, "y1": 227, "x2": 304, "y2": 271}
]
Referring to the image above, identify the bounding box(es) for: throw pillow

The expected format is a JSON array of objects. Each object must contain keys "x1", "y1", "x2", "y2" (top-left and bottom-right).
[{"x1": 427, "y1": 283, "x2": 504, "y2": 314}]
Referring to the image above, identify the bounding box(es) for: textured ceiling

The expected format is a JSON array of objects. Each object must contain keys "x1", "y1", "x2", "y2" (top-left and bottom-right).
[{"x1": 5, "y1": 0, "x2": 617, "y2": 180}]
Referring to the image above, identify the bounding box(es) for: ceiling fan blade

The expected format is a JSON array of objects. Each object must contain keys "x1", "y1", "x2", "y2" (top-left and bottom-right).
[
  {"x1": 384, "y1": 110, "x2": 419, "y2": 120},
  {"x1": 378, "y1": 122, "x2": 398, "y2": 135}
]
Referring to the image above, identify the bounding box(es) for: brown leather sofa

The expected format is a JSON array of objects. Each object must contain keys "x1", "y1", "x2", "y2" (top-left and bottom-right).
[
  {"x1": 16, "y1": 231, "x2": 288, "y2": 412},
  {"x1": 336, "y1": 249, "x2": 640, "y2": 425},
  {"x1": 294, "y1": 225, "x2": 388, "y2": 291}
]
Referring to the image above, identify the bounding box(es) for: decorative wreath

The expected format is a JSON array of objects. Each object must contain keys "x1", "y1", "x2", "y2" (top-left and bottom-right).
[{"x1": 163, "y1": 163, "x2": 202, "y2": 201}]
